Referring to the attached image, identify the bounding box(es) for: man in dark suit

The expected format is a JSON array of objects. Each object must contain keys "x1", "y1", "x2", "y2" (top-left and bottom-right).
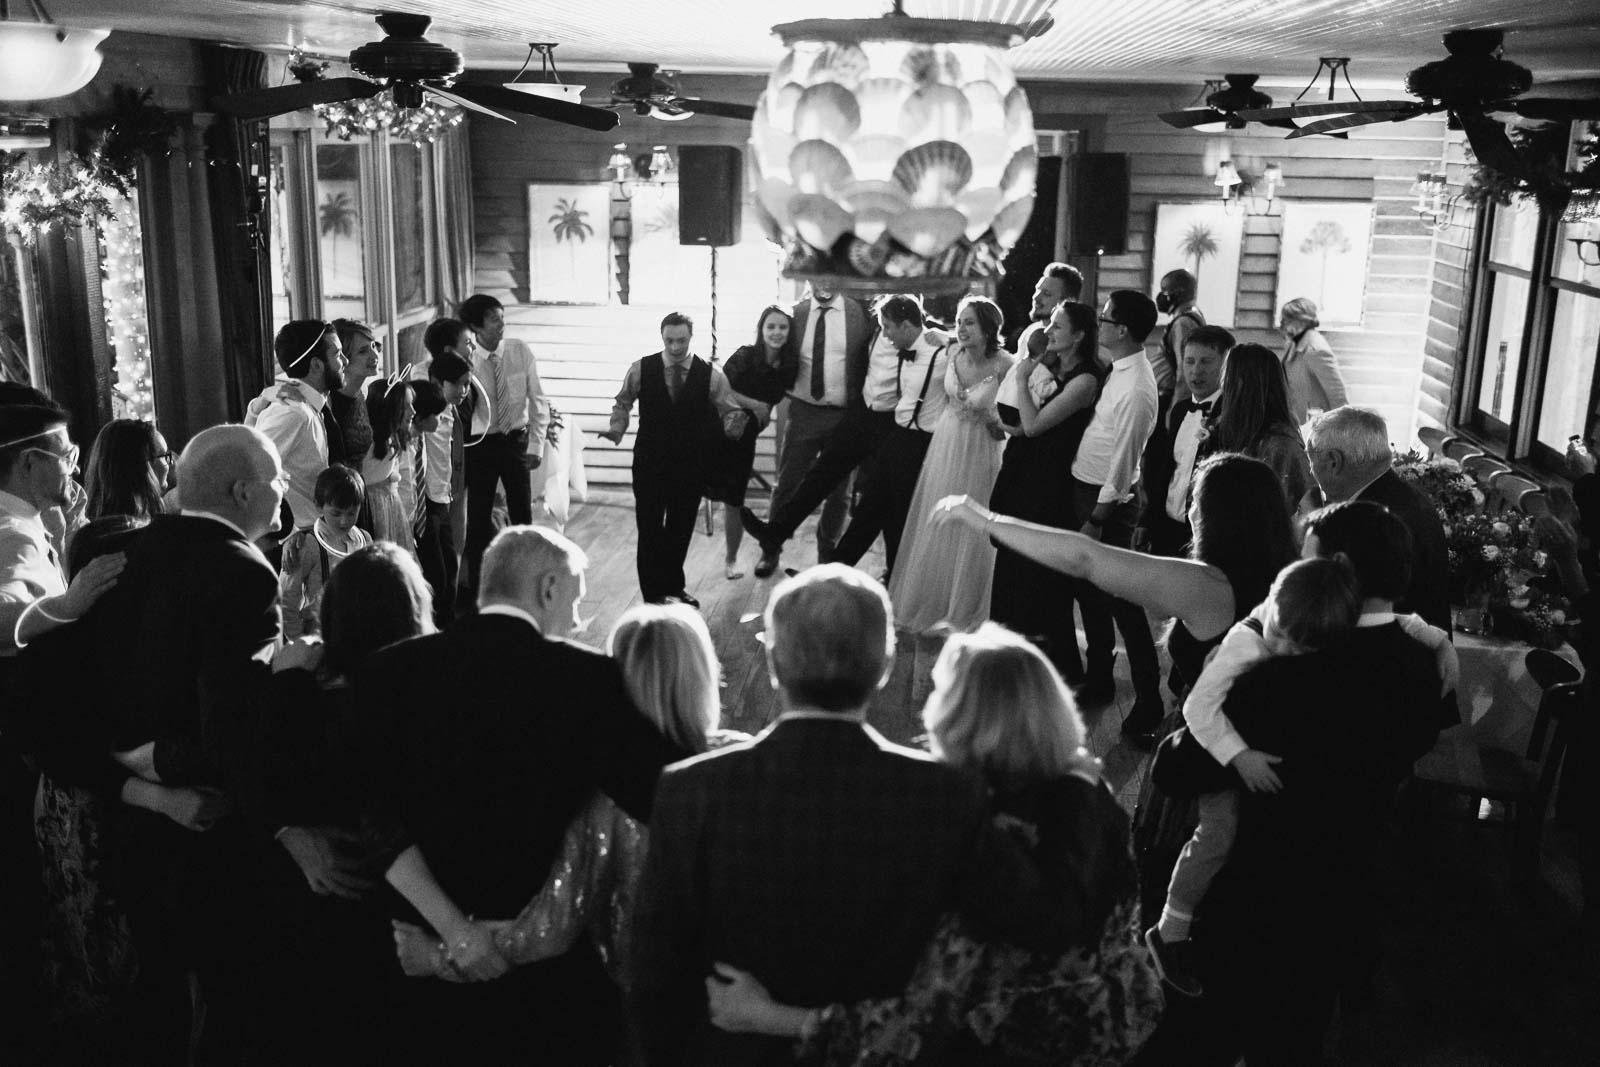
[
  {"x1": 75, "y1": 424, "x2": 288, "y2": 1061},
  {"x1": 630, "y1": 565, "x2": 1095, "y2": 1066},
  {"x1": 1139, "y1": 324, "x2": 1233, "y2": 557},
  {"x1": 357, "y1": 525, "x2": 685, "y2": 1064},
  {"x1": 759, "y1": 285, "x2": 874, "y2": 577},
  {"x1": 1305, "y1": 405, "x2": 1452, "y2": 631}
]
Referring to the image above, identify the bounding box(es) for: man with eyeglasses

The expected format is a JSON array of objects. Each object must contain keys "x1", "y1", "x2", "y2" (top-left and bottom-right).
[
  {"x1": 0, "y1": 398, "x2": 125, "y2": 1035},
  {"x1": 1069, "y1": 291, "x2": 1165, "y2": 737}
]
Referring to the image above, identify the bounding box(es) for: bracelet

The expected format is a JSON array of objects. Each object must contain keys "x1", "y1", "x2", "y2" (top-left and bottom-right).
[{"x1": 28, "y1": 597, "x2": 75, "y2": 625}]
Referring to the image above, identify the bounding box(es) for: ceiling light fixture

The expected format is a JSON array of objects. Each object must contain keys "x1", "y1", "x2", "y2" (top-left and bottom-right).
[
  {"x1": 750, "y1": 0, "x2": 1047, "y2": 292},
  {"x1": 0, "y1": 0, "x2": 108, "y2": 102},
  {"x1": 1410, "y1": 170, "x2": 1458, "y2": 231},
  {"x1": 504, "y1": 43, "x2": 585, "y2": 105},
  {"x1": 0, "y1": 115, "x2": 50, "y2": 150}
]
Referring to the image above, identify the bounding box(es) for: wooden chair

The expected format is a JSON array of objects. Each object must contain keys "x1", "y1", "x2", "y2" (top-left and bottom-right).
[
  {"x1": 1488, "y1": 470, "x2": 1542, "y2": 514},
  {"x1": 1443, "y1": 437, "x2": 1485, "y2": 463},
  {"x1": 1411, "y1": 658, "x2": 1585, "y2": 886},
  {"x1": 1417, "y1": 425, "x2": 1451, "y2": 459},
  {"x1": 1462, "y1": 454, "x2": 1511, "y2": 487}
]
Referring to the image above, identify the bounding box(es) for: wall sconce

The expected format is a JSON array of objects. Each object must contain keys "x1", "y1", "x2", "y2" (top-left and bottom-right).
[
  {"x1": 1216, "y1": 159, "x2": 1284, "y2": 216},
  {"x1": 648, "y1": 144, "x2": 676, "y2": 181},
  {"x1": 1410, "y1": 170, "x2": 1457, "y2": 231},
  {"x1": 1568, "y1": 213, "x2": 1600, "y2": 268},
  {"x1": 607, "y1": 142, "x2": 633, "y2": 181},
  {"x1": 1561, "y1": 189, "x2": 1599, "y2": 225}
]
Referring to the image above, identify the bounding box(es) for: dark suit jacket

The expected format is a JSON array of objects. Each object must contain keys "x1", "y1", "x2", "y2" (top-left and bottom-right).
[
  {"x1": 1360, "y1": 468, "x2": 1452, "y2": 633},
  {"x1": 76, "y1": 514, "x2": 281, "y2": 791},
  {"x1": 629, "y1": 717, "x2": 1094, "y2": 1067},
  {"x1": 789, "y1": 296, "x2": 875, "y2": 410},
  {"x1": 354, "y1": 611, "x2": 685, "y2": 922},
  {"x1": 1139, "y1": 395, "x2": 1205, "y2": 524}
]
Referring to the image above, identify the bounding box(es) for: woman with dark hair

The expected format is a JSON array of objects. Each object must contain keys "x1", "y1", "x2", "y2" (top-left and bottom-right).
[
  {"x1": 1207, "y1": 342, "x2": 1313, "y2": 513},
  {"x1": 889, "y1": 296, "x2": 1016, "y2": 632},
  {"x1": 68, "y1": 419, "x2": 172, "y2": 578},
  {"x1": 989, "y1": 301, "x2": 1103, "y2": 678},
  {"x1": 329, "y1": 319, "x2": 379, "y2": 463},
  {"x1": 713, "y1": 306, "x2": 796, "y2": 578}
]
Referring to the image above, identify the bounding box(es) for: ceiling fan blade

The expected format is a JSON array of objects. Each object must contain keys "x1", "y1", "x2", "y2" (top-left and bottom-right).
[
  {"x1": 446, "y1": 83, "x2": 620, "y2": 131},
  {"x1": 1285, "y1": 108, "x2": 1425, "y2": 138},
  {"x1": 1238, "y1": 99, "x2": 1416, "y2": 122},
  {"x1": 1457, "y1": 110, "x2": 1523, "y2": 176},
  {"x1": 674, "y1": 98, "x2": 757, "y2": 122},
  {"x1": 1507, "y1": 97, "x2": 1600, "y2": 121},
  {"x1": 213, "y1": 77, "x2": 382, "y2": 120},
  {"x1": 1158, "y1": 108, "x2": 1226, "y2": 129},
  {"x1": 426, "y1": 85, "x2": 512, "y2": 123},
  {"x1": 1261, "y1": 117, "x2": 1302, "y2": 131}
]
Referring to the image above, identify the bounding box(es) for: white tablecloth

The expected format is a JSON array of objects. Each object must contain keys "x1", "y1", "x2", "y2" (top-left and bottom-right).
[{"x1": 1454, "y1": 633, "x2": 1581, "y2": 754}]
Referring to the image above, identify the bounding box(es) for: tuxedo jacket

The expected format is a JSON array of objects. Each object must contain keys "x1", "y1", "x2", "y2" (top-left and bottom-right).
[
  {"x1": 74, "y1": 515, "x2": 281, "y2": 791},
  {"x1": 788, "y1": 296, "x2": 875, "y2": 410},
  {"x1": 1139, "y1": 394, "x2": 1210, "y2": 523},
  {"x1": 354, "y1": 612, "x2": 685, "y2": 922},
  {"x1": 629, "y1": 717, "x2": 1092, "y2": 1066},
  {"x1": 1360, "y1": 469, "x2": 1453, "y2": 634}
]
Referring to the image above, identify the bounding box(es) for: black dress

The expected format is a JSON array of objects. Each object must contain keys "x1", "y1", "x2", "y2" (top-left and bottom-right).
[
  {"x1": 988, "y1": 360, "x2": 1104, "y2": 664},
  {"x1": 712, "y1": 345, "x2": 790, "y2": 507}
]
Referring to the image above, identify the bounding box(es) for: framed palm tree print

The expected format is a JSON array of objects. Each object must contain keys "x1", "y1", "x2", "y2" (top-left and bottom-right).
[
  {"x1": 1152, "y1": 203, "x2": 1245, "y2": 328},
  {"x1": 527, "y1": 182, "x2": 612, "y2": 304},
  {"x1": 1275, "y1": 201, "x2": 1374, "y2": 328}
]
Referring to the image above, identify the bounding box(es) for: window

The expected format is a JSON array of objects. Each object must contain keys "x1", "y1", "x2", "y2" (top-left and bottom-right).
[{"x1": 1459, "y1": 199, "x2": 1600, "y2": 471}]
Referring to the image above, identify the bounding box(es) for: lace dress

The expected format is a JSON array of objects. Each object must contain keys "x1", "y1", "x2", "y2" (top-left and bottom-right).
[
  {"x1": 361, "y1": 445, "x2": 414, "y2": 552},
  {"x1": 888, "y1": 350, "x2": 1015, "y2": 633}
]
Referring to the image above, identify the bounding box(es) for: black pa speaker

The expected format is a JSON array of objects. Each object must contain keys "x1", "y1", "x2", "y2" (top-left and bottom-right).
[
  {"x1": 1067, "y1": 153, "x2": 1129, "y2": 257},
  {"x1": 678, "y1": 146, "x2": 743, "y2": 247},
  {"x1": 997, "y1": 156, "x2": 1063, "y2": 342}
]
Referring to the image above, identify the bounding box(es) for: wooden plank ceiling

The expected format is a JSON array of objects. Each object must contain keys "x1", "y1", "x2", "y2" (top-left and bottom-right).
[{"x1": 46, "y1": 0, "x2": 1600, "y2": 85}]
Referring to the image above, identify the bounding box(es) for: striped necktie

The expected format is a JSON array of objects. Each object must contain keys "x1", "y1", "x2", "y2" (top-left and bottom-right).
[
  {"x1": 489, "y1": 351, "x2": 512, "y2": 434},
  {"x1": 411, "y1": 437, "x2": 428, "y2": 541}
]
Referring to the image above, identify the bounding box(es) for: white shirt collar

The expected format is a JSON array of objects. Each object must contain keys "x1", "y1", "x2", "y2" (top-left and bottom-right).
[
  {"x1": 0, "y1": 488, "x2": 42, "y2": 526},
  {"x1": 1108, "y1": 351, "x2": 1142, "y2": 371},
  {"x1": 1195, "y1": 389, "x2": 1221, "y2": 405},
  {"x1": 777, "y1": 708, "x2": 866, "y2": 723},
  {"x1": 479, "y1": 602, "x2": 543, "y2": 632},
  {"x1": 1356, "y1": 609, "x2": 1397, "y2": 627},
  {"x1": 180, "y1": 508, "x2": 252, "y2": 540}
]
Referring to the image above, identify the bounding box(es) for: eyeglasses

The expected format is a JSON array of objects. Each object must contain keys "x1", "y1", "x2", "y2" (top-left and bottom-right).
[{"x1": 25, "y1": 443, "x2": 79, "y2": 472}]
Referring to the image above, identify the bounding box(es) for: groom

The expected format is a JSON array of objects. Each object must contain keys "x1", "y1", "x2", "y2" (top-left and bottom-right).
[{"x1": 629, "y1": 566, "x2": 1092, "y2": 1065}]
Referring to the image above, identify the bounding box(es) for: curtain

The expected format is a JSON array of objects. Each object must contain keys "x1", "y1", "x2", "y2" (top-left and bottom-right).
[{"x1": 436, "y1": 122, "x2": 475, "y2": 313}]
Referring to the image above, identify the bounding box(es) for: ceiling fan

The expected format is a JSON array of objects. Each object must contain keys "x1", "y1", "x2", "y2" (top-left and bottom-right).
[
  {"x1": 608, "y1": 62, "x2": 756, "y2": 122},
  {"x1": 213, "y1": 12, "x2": 620, "y2": 132},
  {"x1": 1159, "y1": 74, "x2": 1300, "y2": 131},
  {"x1": 1237, "y1": 30, "x2": 1600, "y2": 175}
]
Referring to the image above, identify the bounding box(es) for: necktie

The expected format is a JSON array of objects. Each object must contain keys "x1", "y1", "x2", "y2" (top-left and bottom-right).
[
  {"x1": 668, "y1": 361, "x2": 684, "y2": 402},
  {"x1": 412, "y1": 437, "x2": 428, "y2": 541},
  {"x1": 489, "y1": 352, "x2": 511, "y2": 434},
  {"x1": 320, "y1": 404, "x2": 343, "y2": 464},
  {"x1": 810, "y1": 306, "x2": 830, "y2": 400}
]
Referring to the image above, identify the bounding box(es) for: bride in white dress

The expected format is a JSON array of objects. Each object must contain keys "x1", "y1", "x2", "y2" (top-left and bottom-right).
[{"x1": 889, "y1": 297, "x2": 1015, "y2": 633}]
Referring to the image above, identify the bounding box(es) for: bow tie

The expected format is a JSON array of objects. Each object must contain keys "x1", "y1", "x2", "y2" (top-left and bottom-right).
[
  {"x1": 1179, "y1": 398, "x2": 1213, "y2": 418},
  {"x1": 897, "y1": 347, "x2": 917, "y2": 363}
]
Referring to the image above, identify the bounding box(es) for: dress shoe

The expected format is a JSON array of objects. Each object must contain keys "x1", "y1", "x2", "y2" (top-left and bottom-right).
[
  {"x1": 754, "y1": 550, "x2": 780, "y2": 579},
  {"x1": 1145, "y1": 927, "x2": 1203, "y2": 998}
]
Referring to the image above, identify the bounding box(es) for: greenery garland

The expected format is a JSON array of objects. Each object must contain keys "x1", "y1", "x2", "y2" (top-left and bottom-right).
[{"x1": 0, "y1": 86, "x2": 178, "y2": 242}]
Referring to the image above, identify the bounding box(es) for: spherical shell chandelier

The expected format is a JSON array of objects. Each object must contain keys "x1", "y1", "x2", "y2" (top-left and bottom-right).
[
  {"x1": 750, "y1": 6, "x2": 1039, "y2": 292},
  {"x1": 0, "y1": 1, "x2": 108, "y2": 102}
]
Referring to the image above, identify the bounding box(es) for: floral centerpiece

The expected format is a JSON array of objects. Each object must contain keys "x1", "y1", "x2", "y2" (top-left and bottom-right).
[{"x1": 1393, "y1": 450, "x2": 1568, "y2": 644}]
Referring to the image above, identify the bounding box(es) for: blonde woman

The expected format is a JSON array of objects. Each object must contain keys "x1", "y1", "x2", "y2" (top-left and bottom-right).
[
  {"x1": 1278, "y1": 297, "x2": 1348, "y2": 426},
  {"x1": 706, "y1": 625, "x2": 1160, "y2": 1065},
  {"x1": 392, "y1": 604, "x2": 747, "y2": 1001}
]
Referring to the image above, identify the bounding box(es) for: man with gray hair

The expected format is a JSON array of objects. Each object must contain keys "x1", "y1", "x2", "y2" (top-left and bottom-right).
[
  {"x1": 356, "y1": 523, "x2": 684, "y2": 1063},
  {"x1": 631, "y1": 564, "x2": 1094, "y2": 1065},
  {"x1": 1306, "y1": 405, "x2": 1450, "y2": 630}
]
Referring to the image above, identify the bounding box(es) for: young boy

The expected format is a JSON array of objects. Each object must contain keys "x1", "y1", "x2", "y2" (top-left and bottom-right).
[{"x1": 279, "y1": 465, "x2": 370, "y2": 640}]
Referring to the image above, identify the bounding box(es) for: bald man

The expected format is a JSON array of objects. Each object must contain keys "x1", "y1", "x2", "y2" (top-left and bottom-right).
[{"x1": 68, "y1": 424, "x2": 288, "y2": 1060}]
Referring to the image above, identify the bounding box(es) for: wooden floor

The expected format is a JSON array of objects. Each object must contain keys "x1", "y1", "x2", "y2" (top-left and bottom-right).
[{"x1": 558, "y1": 497, "x2": 1163, "y2": 811}]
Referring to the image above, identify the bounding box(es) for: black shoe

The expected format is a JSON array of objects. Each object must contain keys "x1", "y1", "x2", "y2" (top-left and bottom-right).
[
  {"x1": 755, "y1": 549, "x2": 780, "y2": 579},
  {"x1": 1145, "y1": 927, "x2": 1204, "y2": 998},
  {"x1": 669, "y1": 591, "x2": 701, "y2": 609},
  {"x1": 1074, "y1": 677, "x2": 1116, "y2": 708}
]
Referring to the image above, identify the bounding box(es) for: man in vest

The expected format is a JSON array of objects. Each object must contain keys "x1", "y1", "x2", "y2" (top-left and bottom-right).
[{"x1": 601, "y1": 312, "x2": 742, "y2": 607}]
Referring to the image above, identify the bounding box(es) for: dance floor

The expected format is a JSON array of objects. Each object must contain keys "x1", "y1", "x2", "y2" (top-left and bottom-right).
[{"x1": 558, "y1": 500, "x2": 1600, "y2": 1065}]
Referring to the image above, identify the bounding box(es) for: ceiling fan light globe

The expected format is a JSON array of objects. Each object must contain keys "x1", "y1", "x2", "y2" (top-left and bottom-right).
[{"x1": 0, "y1": 25, "x2": 108, "y2": 102}]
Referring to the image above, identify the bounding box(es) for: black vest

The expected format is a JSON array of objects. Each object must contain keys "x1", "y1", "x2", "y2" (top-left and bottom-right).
[{"x1": 635, "y1": 353, "x2": 716, "y2": 478}]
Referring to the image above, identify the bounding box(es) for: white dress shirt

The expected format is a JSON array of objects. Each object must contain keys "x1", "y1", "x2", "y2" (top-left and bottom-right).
[
  {"x1": 894, "y1": 330, "x2": 952, "y2": 431},
  {"x1": 252, "y1": 381, "x2": 329, "y2": 529},
  {"x1": 608, "y1": 354, "x2": 743, "y2": 438},
  {"x1": 791, "y1": 298, "x2": 850, "y2": 407},
  {"x1": 1165, "y1": 389, "x2": 1220, "y2": 522},
  {"x1": 479, "y1": 336, "x2": 551, "y2": 459},
  {"x1": 410, "y1": 360, "x2": 455, "y2": 505},
  {"x1": 0, "y1": 489, "x2": 66, "y2": 654},
  {"x1": 1071, "y1": 352, "x2": 1159, "y2": 505}
]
